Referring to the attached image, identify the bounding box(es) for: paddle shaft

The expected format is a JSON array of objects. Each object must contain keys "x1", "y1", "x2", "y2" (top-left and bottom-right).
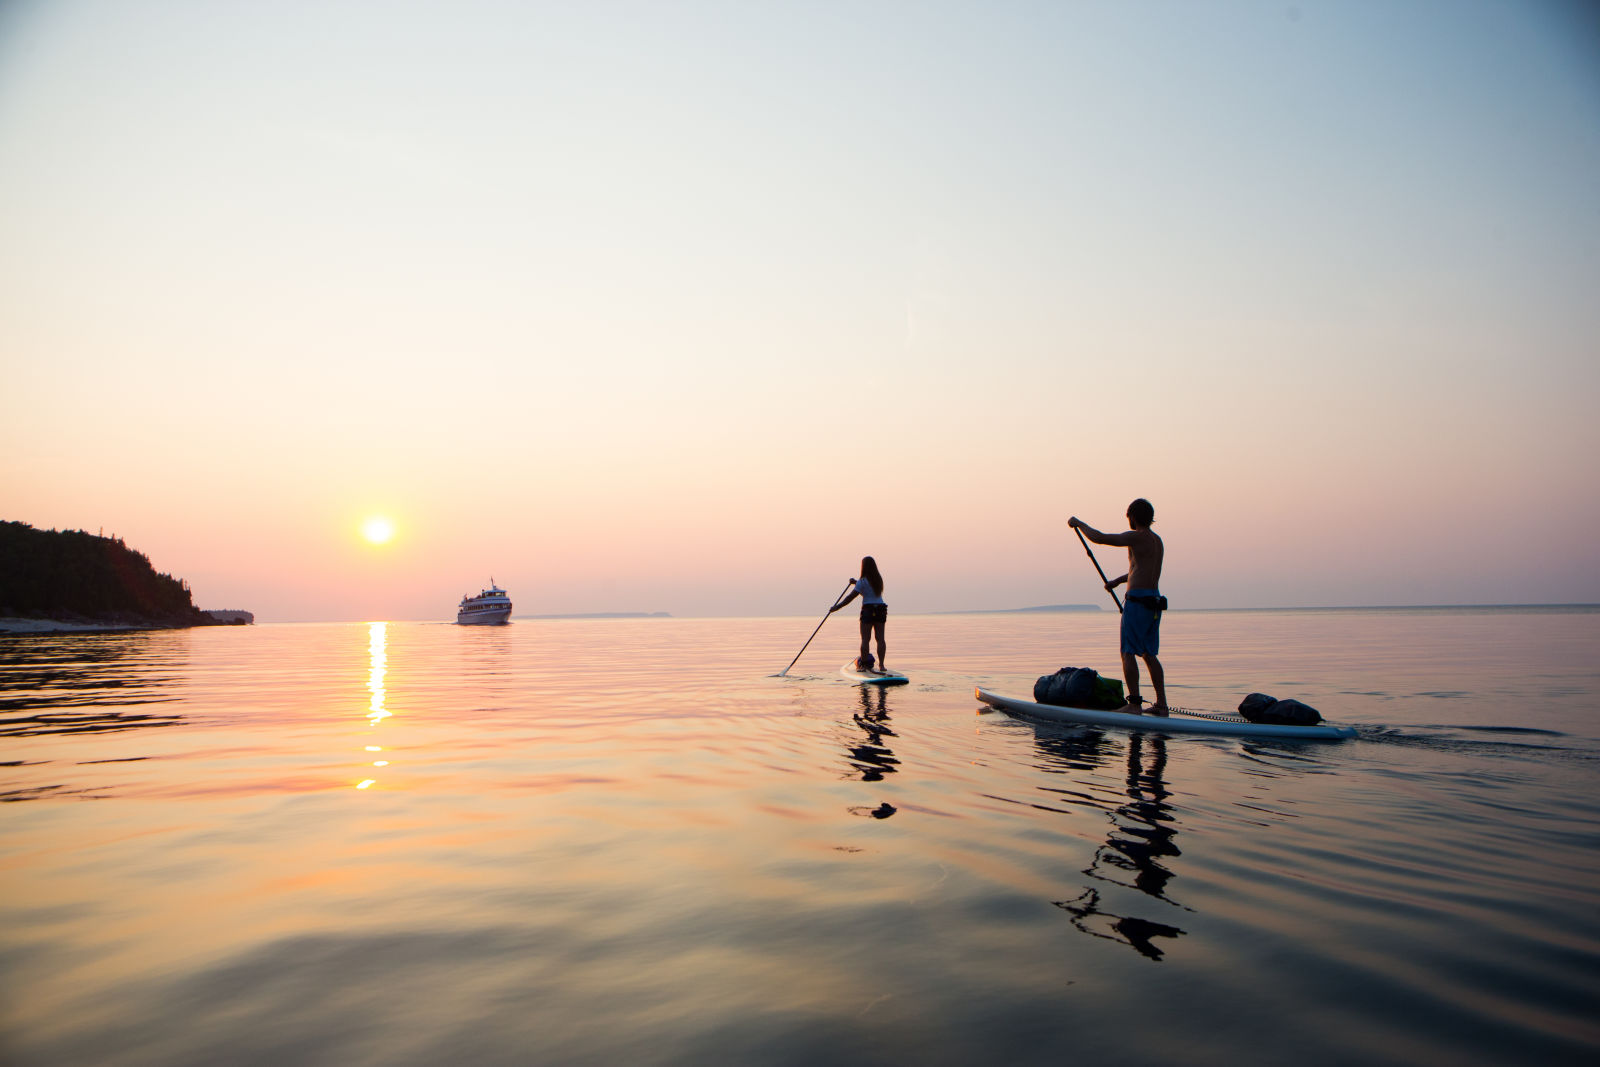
[
  {"x1": 1074, "y1": 527, "x2": 1124, "y2": 614},
  {"x1": 779, "y1": 580, "x2": 855, "y2": 676}
]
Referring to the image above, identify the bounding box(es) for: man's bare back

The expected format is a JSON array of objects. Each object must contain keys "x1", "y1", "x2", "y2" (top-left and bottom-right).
[{"x1": 1124, "y1": 526, "x2": 1163, "y2": 591}]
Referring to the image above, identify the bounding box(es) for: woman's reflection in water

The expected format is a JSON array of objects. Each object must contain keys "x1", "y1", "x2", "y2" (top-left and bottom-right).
[
  {"x1": 844, "y1": 684, "x2": 898, "y2": 819},
  {"x1": 1036, "y1": 729, "x2": 1187, "y2": 960}
]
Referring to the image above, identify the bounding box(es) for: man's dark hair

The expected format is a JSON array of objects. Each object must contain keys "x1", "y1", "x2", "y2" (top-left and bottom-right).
[{"x1": 1127, "y1": 498, "x2": 1155, "y2": 527}]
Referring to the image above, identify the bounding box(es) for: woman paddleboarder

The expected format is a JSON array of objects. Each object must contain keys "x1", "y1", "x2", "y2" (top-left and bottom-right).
[{"x1": 831, "y1": 556, "x2": 888, "y2": 672}]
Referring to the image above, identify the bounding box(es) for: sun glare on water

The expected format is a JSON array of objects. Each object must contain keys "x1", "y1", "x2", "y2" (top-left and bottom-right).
[{"x1": 362, "y1": 517, "x2": 395, "y2": 545}]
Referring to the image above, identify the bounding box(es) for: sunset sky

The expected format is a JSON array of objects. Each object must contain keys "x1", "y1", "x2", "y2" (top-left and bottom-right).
[{"x1": 3, "y1": 0, "x2": 1597, "y2": 621}]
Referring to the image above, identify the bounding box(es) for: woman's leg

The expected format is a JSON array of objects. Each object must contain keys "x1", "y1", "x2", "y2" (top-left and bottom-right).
[
  {"x1": 858, "y1": 615, "x2": 871, "y2": 665},
  {"x1": 873, "y1": 614, "x2": 887, "y2": 667}
]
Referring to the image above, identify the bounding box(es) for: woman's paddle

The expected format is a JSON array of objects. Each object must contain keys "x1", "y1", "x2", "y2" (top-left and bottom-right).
[
  {"x1": 777, "y1": 580, "x2": 855, "y2": 677},
  {"x1": 1074, "y1": 527, "x2": 1124, "y2": 614}
]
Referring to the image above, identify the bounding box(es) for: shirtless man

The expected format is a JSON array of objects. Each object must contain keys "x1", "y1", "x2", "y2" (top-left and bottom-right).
[{"x1": 1069, "y1": 499, "x2": 1167, "y2": 714}]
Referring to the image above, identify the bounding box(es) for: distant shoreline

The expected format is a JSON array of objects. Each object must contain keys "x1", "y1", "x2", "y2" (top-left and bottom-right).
[
  {"x1": 1175, "y1": 603, "x2": 1600, "y2": 614},
  {"x1": 514, "y1": 612, "x2": 673, "y2": 620},
  {"x1": 11, "y1": 604, "x2": 1595, "y2": 631},
  {"x1": 928, "y1": 604, "x2": 1103, "y2": 615},
  {"x1": 910, "y1": 602, "x2": 1600, "y2": 617}
]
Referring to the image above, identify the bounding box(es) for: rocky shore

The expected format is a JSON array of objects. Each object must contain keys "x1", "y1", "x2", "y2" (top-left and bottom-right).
[{"x1": 2, "y1": 521, "x2": 249, "y2": 636}]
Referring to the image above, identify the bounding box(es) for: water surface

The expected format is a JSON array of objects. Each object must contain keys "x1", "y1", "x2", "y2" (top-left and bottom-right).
[{"x1": 2, "y1": 609, "x2": 1597, "y2": 1065}]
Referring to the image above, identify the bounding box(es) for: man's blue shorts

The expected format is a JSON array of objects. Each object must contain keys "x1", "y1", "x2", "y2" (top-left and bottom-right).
[{"x1": 1121, "y1": 588, "x2": 1162, "y2": 656}]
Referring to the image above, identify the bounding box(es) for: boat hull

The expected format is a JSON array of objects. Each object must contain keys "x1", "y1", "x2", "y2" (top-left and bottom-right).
[
  {"x1": 975, "y1": 687, "x2": 1357, "y2": 740},
  {"x1": 456, "y1": 608, "x2": 512, "y2": 625}
]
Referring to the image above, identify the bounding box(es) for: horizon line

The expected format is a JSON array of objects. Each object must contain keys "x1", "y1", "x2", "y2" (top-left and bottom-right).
[{"x1": 226, "y1": 602, "x2": 1600, "y2": 625}]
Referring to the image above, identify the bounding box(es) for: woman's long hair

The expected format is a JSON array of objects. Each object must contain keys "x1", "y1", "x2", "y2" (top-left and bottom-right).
[{"x1": 860, "y1": 556, "x2": 884, "y2": 596}]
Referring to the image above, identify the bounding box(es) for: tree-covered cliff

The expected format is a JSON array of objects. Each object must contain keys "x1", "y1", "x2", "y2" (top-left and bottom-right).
[{"x1": 0, "y1": 521, "x2": 212, "y2": 625}]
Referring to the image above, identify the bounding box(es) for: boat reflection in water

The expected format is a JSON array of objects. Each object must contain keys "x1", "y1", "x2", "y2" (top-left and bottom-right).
[{"x1": 1031, "y1": 727, "x2": 1188, "y2": 960}]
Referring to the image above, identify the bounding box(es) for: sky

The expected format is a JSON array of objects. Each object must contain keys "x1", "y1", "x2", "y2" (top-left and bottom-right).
[{"x1": 2, "y1": 0, "x2": 1597, "y2": 621}]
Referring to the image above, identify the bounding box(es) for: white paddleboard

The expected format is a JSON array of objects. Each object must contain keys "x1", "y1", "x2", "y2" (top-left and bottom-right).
[
  {"x1": 842, "y1": 662, "x2": 909, "y2": 686},
  {"x1": 975, "y1": 687, "x2": 1356, "y2": 739}
]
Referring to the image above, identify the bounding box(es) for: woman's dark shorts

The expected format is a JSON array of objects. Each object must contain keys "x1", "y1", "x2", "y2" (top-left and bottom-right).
[{"x1": 861, "y1": 603, "x2": 887, "y2": 625}]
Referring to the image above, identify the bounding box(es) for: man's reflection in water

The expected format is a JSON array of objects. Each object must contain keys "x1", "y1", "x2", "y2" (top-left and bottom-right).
[
  {"x1": 1091, "y1": 733, "x2": 1179, "y2": 900},
  {"x1": 844, "y1": 685, "x2": 898, "y2": 819},
  {"x1": 1036, "y1": 729, "x2": 1187, "y2": 960}
]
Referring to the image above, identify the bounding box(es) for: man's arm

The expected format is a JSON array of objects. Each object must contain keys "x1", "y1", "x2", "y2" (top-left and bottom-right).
[{"x1": 1068, "y1": 517, "x2": 1133, "y2": 547}]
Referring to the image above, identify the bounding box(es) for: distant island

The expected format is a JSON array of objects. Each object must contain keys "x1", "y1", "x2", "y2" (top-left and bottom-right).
[
  {"x1": 204, "y1": 610, "x2": 255, "y2": 625},
  {"x1": 931, "y1": 604, "x2": 1102, "y2": 615},
  {"x1": 0, "y1": 520, "x2": 240, "y2": 633},
  {"x1": 516, "y1": 612, "x2": 673, "y2": 620}
]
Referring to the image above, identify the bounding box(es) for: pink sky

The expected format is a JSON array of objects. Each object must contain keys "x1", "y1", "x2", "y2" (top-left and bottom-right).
[{"x1": 3, "y1": 1, "x2": 1597, "y2": 620}]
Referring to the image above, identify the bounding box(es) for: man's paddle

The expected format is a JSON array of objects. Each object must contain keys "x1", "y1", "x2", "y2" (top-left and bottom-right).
[
  {"x1": 1074, "y1": 526, "x2": 1124, "y2": 614},
  {"x1": 777, "y1": 580, "x2": 855, "y2": 677}
]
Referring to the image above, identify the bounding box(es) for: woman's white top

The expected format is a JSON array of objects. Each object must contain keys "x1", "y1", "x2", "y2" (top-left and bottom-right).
[{"x1": 856, "y1": 577, "x2": 885, "y2": 605}]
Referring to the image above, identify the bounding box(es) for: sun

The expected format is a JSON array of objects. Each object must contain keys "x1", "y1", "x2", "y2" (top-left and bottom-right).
[{"x1": 362, "y1": 516, "x2": 395, "y2": 545}]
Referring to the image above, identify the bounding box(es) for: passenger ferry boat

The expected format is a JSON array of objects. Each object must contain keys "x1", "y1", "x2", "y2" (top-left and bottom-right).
[{"x1": 456, "y1": 581, "x2": 512, "y2": 625}]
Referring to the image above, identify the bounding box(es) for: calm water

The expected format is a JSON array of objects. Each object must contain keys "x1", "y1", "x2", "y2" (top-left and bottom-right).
[{"x1": 2, "y1": 609, "x2": 1598, "y2": 1066}]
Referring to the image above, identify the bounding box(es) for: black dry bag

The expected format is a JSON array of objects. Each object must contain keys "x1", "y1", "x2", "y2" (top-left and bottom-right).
[
  {"x1": 1035, "y1": 667, "x2": 1098, "y2": 708},
  {"x1": 1238, "y1": 692, "x2": 1323, "y2": 726}
]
